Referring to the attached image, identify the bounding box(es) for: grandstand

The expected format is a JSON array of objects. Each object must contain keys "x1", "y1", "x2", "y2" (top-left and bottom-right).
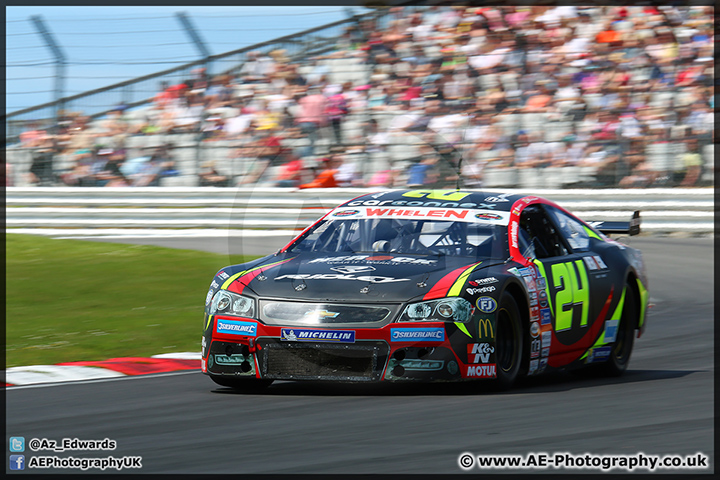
[{"x1": 6, "y1": 5, "x2": 714, "y2": 189}]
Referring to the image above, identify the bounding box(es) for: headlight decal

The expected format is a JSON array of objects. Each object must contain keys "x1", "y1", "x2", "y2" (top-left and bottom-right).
[
  {"x1": 400, "y1": 297, "x2": 474, "y2": 324},
  {"x1": 423, "y1": 261, "x2": 483, "y2": 300},
  {"x1": 222, "y1": 257, "x2": 296, "y2": 292},
  {"x1": 210, "y1": 290, "x2": 256, "y2": 319}
]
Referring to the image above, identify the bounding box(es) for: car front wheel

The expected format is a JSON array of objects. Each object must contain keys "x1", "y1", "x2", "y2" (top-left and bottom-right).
[{"x1": 493, "y1": 291, "x2": 523, "y2": 390}]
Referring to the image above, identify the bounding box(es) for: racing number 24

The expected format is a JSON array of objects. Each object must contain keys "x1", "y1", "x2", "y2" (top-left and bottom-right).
[{"x1": 551, "y1": 260, "x2": 589, "y2": 331}]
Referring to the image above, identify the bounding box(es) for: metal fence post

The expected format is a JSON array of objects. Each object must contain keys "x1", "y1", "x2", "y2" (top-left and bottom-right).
[{"x1": 30, "y1": 15, "x2": 66, "y2": 131}]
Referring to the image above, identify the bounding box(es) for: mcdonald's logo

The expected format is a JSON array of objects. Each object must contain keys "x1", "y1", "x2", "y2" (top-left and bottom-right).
[{"x1": 478, "y1": 318, "x2": 494, "y2": 340}]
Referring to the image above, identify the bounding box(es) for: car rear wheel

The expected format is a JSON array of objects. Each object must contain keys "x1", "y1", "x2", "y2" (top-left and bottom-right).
[
  {"x1": 598, "y1": 282, "x2": 637, "y2": 376},
  {"x1": 210, "y1": 375, "x2": 273, "y2": 391},
  {"x1": 493, "y1": 291, "x2": 523, "y2": 390}
]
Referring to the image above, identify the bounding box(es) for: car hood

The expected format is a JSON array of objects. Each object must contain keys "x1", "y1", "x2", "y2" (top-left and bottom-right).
[{"x1": 238, "y1": 252, "x2": 502, "y2": 303}]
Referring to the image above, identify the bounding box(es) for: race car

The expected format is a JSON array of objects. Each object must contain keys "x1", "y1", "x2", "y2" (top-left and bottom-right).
[{"x1": 202, "y1": 189, "x2": 648, "y2": 390}]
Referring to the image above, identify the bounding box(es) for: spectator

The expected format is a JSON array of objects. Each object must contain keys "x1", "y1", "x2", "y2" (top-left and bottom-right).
[
  {"x1": 325, "y1": 85, "x2": 349, "y2": 144},
  {"x1": 676, "y1": 139, "x2": 703, "y2": 187},
  {"x1": 28, "y1": 136, "x2": 57, "y2": 186},
  {"x1": 295, "y1": 86, "x2": 328, "y2": 155},
  {"x1": 199, "y1": 160, "x2": 231, "y2": 187},
  {"x1": 299, "y1": 154, "x2": 342, "y2": 189},
  {"x1": 406, "y1": 145, "x2": 440, "y2": 187}
]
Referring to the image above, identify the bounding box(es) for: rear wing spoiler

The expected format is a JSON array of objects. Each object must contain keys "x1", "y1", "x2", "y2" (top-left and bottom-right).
[{"x1": 588, "y1": 211, "x2": 641, "y2": 236}]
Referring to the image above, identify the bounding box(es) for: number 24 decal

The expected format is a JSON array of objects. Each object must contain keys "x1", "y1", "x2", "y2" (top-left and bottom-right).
[{"x1": 551, "y1": 260, "x2": 589, "y2": 331}]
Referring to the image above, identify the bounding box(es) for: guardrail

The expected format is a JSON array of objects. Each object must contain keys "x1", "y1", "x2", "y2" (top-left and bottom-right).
[{"x1": 6, "y1": 187, "x2": 713, "y2": 235}]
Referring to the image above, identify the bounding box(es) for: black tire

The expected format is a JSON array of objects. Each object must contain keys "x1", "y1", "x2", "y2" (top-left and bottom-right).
[
  {"x1": 210, "y1": 375, "x2": 273, "y2": 391},
  {"x1": 598, "y1": 282, "x2": 637, "y2": 376},
  {"x1": 493, "y1": 291, "x2": 523, "y2": 390}
]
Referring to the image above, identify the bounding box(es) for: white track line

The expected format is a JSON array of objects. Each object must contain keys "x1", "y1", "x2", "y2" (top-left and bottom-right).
[{"x1": 5, "y1": 369, "x2": 200, "y2": 391}]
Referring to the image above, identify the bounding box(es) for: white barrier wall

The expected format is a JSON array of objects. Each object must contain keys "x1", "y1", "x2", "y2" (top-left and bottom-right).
[{"x1": 6, "y1": 187, "x2": 714, "y2": 235}]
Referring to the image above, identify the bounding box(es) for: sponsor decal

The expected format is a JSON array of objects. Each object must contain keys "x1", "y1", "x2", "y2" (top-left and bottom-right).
[
  {"x1": 201, "y1": 357, "x2": 206, "y2": 372},
  {"x1": 391, "y1": 328, "x2": 445, "y2": 342},
  {"x1": 330, "y1": 265, "x2": 376, "y2": 274},
  {"x1": 541, "y1": 330, "x2": 552, "y2": 348},
  {"x1": 466, "y1": 285, "x2": 496, "y2": 295},
  {"x1": 507, "y1": 267, "x2": 520, "y2": 276},
  {"x1": 469, "y1": 277, "x2": 498, "y2": 286},
  {"x1": 275, "y1": 273, "x2": 409, "y2": 284},
  {"x1": 210, "y1": 280, "x2": 219, "y2": 289},
  {"x1": 530, "y1": 322, "x2": 540, "y2": 338},
  {"x1": 583, "y1": 256, "x2": 599, "y2": 271},
  {"x1": 523, "y1": 276, "x2": 537, "y2": 292},
  {"x1": 333, "y1": 209, "x2": 360, "y2": 217},
  {"x1": 484, "y1": 193, "x2": 512, "y2": 203},
  {"x1": 465, "y1": 364, "x2": 497, "y2": 378},
  {"x1": 309, "y1": 255, "x2": 436, "y2": 265},
  {"x1": 476, "y1": 296, "x2": 497, "y2": 313},
  {"x1": 537, "y1": 277, "x2": 547, "y2": 290},
  {"x1": 214, "y1": 354, "x2": 247, "y2": 365},
  {"x1": 518, "y1": 267, "x2": 535, "y2": 277},
  {"x1": 604, "y1": 319, "x2": 619, "y2": 343},
  {"x1": 217, "y1": 271, "x2": 230, "y2": 280},
  {"x1": 467, "y1": 343, "x2": 495, "y2": 364},
  {"x1": 529, "y1": 291, "x2": 538, "y2": 307},
  {"x1": 530, "y1": 310, "x2": 539, "y2": 321},
  {"x1": 594, "y1": 255, "x2": 608, "y2": 269},
  {"x1": 540, "y1": 308, "x2": 551, "y2": 325},
  {"x1": 477, "y1": 318, "x2": 494, "y2": 340},
  {"x1": 399, "y1": 359, "x2": 445, "y2": 371},
  {"x1": 528, "y1": 359, "x2": 539, "y2": 375},
  {"x1": 538, "y1": 290, "x2": 548, "y2": 308},
  {"x1": 511, "y1": 205, "x2": 522, "y2": 216},
  {"x1": 281, "y1": 328, "x2": 356, "y2": 343},
  {"x1": 475, "y1": 212, "x2": 503, "y2": 220},
  {"x1": 216, "y1": 320, "x2": 257, "y2": 337},
  {"x1": 205, "y1": 289, "x2": 214, "y2": 306},
  {"x1": 201, "y1": 336, "x2": 207, "y2": 356},
  {"x1": 539, "y1": 357, "x2": 548, "y2": 372},
  {"x1": 583, "y1": 255, "x2": 608, "y2": 271},
  {"x1": 530, "y1": 338, "x2": 541, "y2": 358},
  {"x1": 510, "y1": 221, "x2": 519, "y2": 248},
  {"x1": 587, "y1": 346, "x2": 613, "y2": 363},
  {"x1": 335, "y1": 205, "x2": 508, "y2": 224},
  {"x1": 541, "y1": 346, "x2": 550, "y2": 357}
]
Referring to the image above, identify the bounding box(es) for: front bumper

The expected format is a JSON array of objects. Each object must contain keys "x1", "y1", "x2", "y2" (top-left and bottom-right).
[{"x1": 202, "y1": 316, "x2": 496, "y2": 382}]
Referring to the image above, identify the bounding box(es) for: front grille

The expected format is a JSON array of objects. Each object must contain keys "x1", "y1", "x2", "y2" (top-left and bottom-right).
[{"x1": 258, "y1": 340, "x2": 388, "y2": 381}]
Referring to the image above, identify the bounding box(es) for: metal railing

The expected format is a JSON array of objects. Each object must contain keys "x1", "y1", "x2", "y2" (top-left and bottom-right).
[{"x1": 6, "y1": 187, "x2": 714, "y2": 234}]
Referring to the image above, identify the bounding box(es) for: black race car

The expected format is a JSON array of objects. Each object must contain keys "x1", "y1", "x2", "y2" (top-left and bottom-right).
[{"x1": 202, "y1": 189, "x2": 648, "y2": 390}]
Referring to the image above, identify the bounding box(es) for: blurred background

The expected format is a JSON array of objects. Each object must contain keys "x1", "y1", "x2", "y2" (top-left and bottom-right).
[{"x1": 5, "y1": 4, "x2": 715, "y2": 190}]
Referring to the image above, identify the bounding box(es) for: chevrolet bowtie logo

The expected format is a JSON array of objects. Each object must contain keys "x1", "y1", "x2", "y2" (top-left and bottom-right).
[{"x1": 304, "y1": 310, "x2": 340, "y2": 318}]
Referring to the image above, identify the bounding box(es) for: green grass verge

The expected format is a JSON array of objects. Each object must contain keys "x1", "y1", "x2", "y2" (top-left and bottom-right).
[{"x1": 6, "y1": 234, "x2": 258, "y2": 368}]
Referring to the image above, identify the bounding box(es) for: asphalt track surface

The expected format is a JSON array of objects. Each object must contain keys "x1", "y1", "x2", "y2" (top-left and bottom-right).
[{"x1": 6, "y1": 236, "x2": 714, "y2": 474}]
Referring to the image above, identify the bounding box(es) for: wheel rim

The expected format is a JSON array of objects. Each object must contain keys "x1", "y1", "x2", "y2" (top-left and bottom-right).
[{"x1": 496, "y1": 307, "x2": 519, "y2": 373}]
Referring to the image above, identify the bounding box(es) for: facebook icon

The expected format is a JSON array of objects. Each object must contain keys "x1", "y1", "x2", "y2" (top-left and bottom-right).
[{"x1": 9, "y1": 455, "x2": 25, "y2": 470}]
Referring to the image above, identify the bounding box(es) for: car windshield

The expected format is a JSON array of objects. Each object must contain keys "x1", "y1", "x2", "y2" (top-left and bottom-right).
[{"x1": 287, "y1": 218, "x2": 509, "y2": 260}]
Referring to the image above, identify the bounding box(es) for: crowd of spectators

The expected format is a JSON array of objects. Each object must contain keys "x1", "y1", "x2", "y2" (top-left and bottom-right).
[{"x1": 11, "y1": 5, "x2": 714, "y2": 189}]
